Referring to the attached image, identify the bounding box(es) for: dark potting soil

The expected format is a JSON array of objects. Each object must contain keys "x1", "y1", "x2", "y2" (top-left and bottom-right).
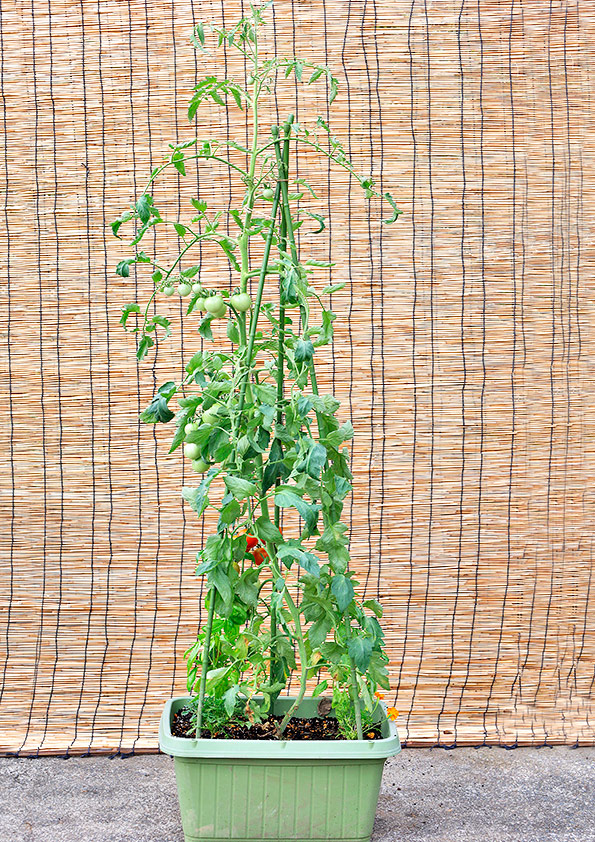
[{"x1": 171, "y1": 707, "x2": 383, "y2": 741}]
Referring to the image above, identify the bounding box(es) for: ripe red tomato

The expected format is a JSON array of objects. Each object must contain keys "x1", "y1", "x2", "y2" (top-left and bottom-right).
[
  {"x1": 252, "y1": 547, "x2": 268, "y2": 566},
  {"x1": 245, "y1": 534, "x2": 258, "y2": 551},
  {"x1": 237, "y1": 526, "x2": 278, "y2": 566}
]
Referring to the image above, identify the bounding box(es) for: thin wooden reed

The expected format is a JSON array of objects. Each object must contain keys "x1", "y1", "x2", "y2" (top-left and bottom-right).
[{"x1": 0, "y1": 0, "x2": 593, "y2": 754}]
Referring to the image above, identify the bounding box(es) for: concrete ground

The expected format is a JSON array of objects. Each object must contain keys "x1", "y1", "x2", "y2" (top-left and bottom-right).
[{"x1": 0, "y1": 748, "x2": 593, "y2": 842}]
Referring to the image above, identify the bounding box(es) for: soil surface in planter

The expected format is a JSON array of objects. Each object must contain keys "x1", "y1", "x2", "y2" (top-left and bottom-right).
[{"x1": 172, "y1": 708, "x2": 382, "y2": 741}]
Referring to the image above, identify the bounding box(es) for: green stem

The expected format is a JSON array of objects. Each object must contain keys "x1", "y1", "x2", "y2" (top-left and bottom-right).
[
  {"x1": 257, "y1": 487, "x2": 280, "y2": 689},
  {"x1": 239, "y1": 48, "x2": 261, "y2": 295},
  {"x1": 270, "y1": 550, "x2": 309, "y2": 737},
  {"x1": 268, "y1": 543, "x2": 278, "y2": 686},
  {"x1": 273, "y1": 121, "x2": 293, "y2": 528},
  {"x1": 140, "y1": 234, "x2": 203, "y2": 333},
  {"x1": 195, "y1": 588, "x2": 216, "y2": 738},
  {"x1": 348, "y1": 662, "x2": 363, "y2": 740},
  {"x1": 145, "y1": 152, "x2": 248, "y2": 190},
  {"x1": 276, "y1": 607, "x2": 308, "y2": 735},
  {"x1": 275, "y1": 135, "x2": 325, "y2": 431},
  {"x1": 236, "y1": 174, "x2": 282, "y2": 420},
  {"x1": 269, "y1": 120, "x2": 293, "y2": 688},
  {"x1": 256, "y1": 490, "x2": 307, "y2": 730},
  {"x1": 345, "y1": 621, "x2": 363, "y2": 740}
]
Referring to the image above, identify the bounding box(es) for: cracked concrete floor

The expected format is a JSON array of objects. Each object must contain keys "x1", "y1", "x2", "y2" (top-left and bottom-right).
[{"x1": 0, "y1": 747, "x2": 593, "y2": 841}]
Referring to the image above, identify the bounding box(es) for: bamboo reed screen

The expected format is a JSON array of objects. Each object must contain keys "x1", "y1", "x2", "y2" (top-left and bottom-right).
[{"x1": 0, "y1": 0, "x2": 593, "y2": 754}]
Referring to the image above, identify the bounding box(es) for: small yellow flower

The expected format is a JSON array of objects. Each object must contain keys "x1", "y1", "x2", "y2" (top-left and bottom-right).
[
  {"x1": 386, "y1": 707, "x2": 399, "y2": 721},
  {"x1": 374, "y1": 691, "x2": 385, "y2": 700}
]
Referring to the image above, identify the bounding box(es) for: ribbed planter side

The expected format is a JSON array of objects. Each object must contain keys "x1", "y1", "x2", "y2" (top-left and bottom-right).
[{"x1": 159, "y1": 697, "x2": 401, "y2": 842}]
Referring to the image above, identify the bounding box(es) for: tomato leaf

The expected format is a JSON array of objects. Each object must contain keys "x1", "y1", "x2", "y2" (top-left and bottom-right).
[
  {"x1": 306, "y1": 211, "x2": 325, "y2": 234},
  {"x1": 362, "y1": 599, "x2": 383, "y2": 618},
  {"x1": 274, "y1": 489, "x2": 320, "y2": 534},
  {"x1": 136, "y1": 194, "x2": 152, "y2": 223},
  {"x1": 139, "y1": 383, "x2": 176, "y2": 423},
  {"x1": 223, "y1": 684, "x2": 240, "y2": 716},
  {"x1": 191, "y1": 198, "x2": 208, "y2": 214},
  {"x1": 295, "y1": 177, "x2": 319, "y2": 198},
  {"x1": 198, "y1": 315, "x2": 214, "y2": 340},
  {"x1": 172, "y1": 150, "x2": 186, "y2": 176},
  {"x1": 329, "y1": 76, "x2": 339, "y2": 104},
  {"x1": 224, "y1": 475, "x2": 259, "y2": 500},
  {"x1": 383, "y1": 191, "x2": 403, "y2": 225},
  {"x1": 120, "y1": 301, "x2": 140, "y2": 328},
  {"x1": 304, "y1": 442, "x2": 327, "y2": 479},
  {"x1": 263, "y1": 439, "x2": 289, "y2": 492},
  {"x1": 315, "y1": 524, "x2": 350, "y2": 573},
  {"x1": 236, "y1": 568, "x2": 259, "y2": 607},
  {"x1": 169, "y1": 417, "x2": 189, "y2": 454},
  {"x1": 296, "y1": 396, "x2": 313, "y2": 418},
  {"x1": 253, "y1": 517, "x2": 284, "y2": 545},
  {"x1": 347, "y1": 636, "x2": 373, "y2": 672},
  {"x1": 192, "y1": 21, "x2": 205, "y2": 48},
  {"x1": 183, "y1": 469, "x2": 218, "y2": 517},
  {"x1": 276, "y1": 543, "x2": 320, "y2": 577},
  {"x1": 322, "y1": 282, "x2": 346, "y2": 295},
  {"x1": 185, "y1": 350, "x2": 204, "y2": 375},
  {"x1": 319, "y1": 642, "x2": 343, "y2": 664},
  {"x1": 111, "y1": 210, "x2": 132, "y2": 238},
  {"x1": 294, "y1": 338, "x2": 314, "y2": 364},
  {"x1": 218, "y1": 497, "x2": 241, "y2": 527},
  {"x1": 312, "y1": 679, "x2": 328, "y2": 697},
  {"x1": 324, "y1": 422, "x2": 354, "y2": 449},
  {"x1": 116, "y1": 258, "x2": 135, "y2": 278},
  {"x1": 331, "y1": 574, "x2": 354, "y2": 612},
  {"x1": 181, "y1": 264, "x2": 200, "y2": 278},
  {"x1": 308, "y1": 613, "x2": 332, "y2": 646},
  {"x1": 150, "y1": 314, "x2": 171, "y2": 336}
]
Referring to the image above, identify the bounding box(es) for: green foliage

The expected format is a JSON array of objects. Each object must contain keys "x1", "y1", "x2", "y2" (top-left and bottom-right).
[
  {"x1": 112, "y1": 2, "x2": 399, "y2": 740},
  {"x1": 140, "y1": 381, "x2": 177, "y2": 423},
  {"x1": 182, "y1": 696, "x2": 240, "y2": 738},
  {"x1": 332, "y1": 687, "x2": 379, "y2": 741}
]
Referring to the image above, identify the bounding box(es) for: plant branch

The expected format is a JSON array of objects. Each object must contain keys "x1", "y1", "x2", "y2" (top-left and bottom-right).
[
  {"x1": 235, "y1": 168, "x2": 282, "y2": 421},
  {"x1": 345, "y1": 620, "x2": 363, "y2": 740},
  {"x1": 274, "y1": 138, "x2": 324, "y2": 426},
  {"x1": 195, "y1": 588, "x2": 216, "y2": 737}
]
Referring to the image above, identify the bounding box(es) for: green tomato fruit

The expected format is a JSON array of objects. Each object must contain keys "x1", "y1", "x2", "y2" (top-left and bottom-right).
[
  {"x1": 205, "y1": 295, "x2": 227, "y2": 318},
  {"x1": 191, "y1": 458, "x2": 210, "y2": 473},
  {"x1": 183, "y1": 442, "x2": 200, "y2": 460},
  {"x1": 192, "y1": 282, "x2": 204, "y2": 294},
  {"x1": 201, "y1": 406, "x2": 219, "y2": 425},
  {"x1": 178, "y1": 282, "x2": 192, "y2": 296},
  {"x1": 185, "y1": 422, "x2": 198, "y2": 434},
  {"x1": 195, "y1": 297, "x2": 207, "y2": 311},
  {"x1": 163, "y1": 285, "x2": 175, "y2": 297},
  {"x1": 230, "y1": 292, "x2": 252, "y2": 312},
  {"x1": 262, "y1": 188, "x2": 275, "y2": 200}
]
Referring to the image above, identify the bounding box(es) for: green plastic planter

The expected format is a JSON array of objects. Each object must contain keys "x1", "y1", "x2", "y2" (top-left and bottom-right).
[{"x1": 159, "y1": 696, "x2": 400, "y2": 842}]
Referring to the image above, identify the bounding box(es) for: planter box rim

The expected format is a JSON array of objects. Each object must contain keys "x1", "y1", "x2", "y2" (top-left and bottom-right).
[{"x1": 159, "y1": 696, "x2": 401, "y2": 760}]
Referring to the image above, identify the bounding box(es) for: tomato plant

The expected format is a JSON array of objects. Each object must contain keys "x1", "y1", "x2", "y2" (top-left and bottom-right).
[{"x1": 114, "y1": 3, "x2": 401, "y2": 740}]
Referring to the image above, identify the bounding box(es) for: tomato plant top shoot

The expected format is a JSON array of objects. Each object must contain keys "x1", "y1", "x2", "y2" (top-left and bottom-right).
[{"x1": 113, "y1": 2, "x2": 401, "y2": 740}]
